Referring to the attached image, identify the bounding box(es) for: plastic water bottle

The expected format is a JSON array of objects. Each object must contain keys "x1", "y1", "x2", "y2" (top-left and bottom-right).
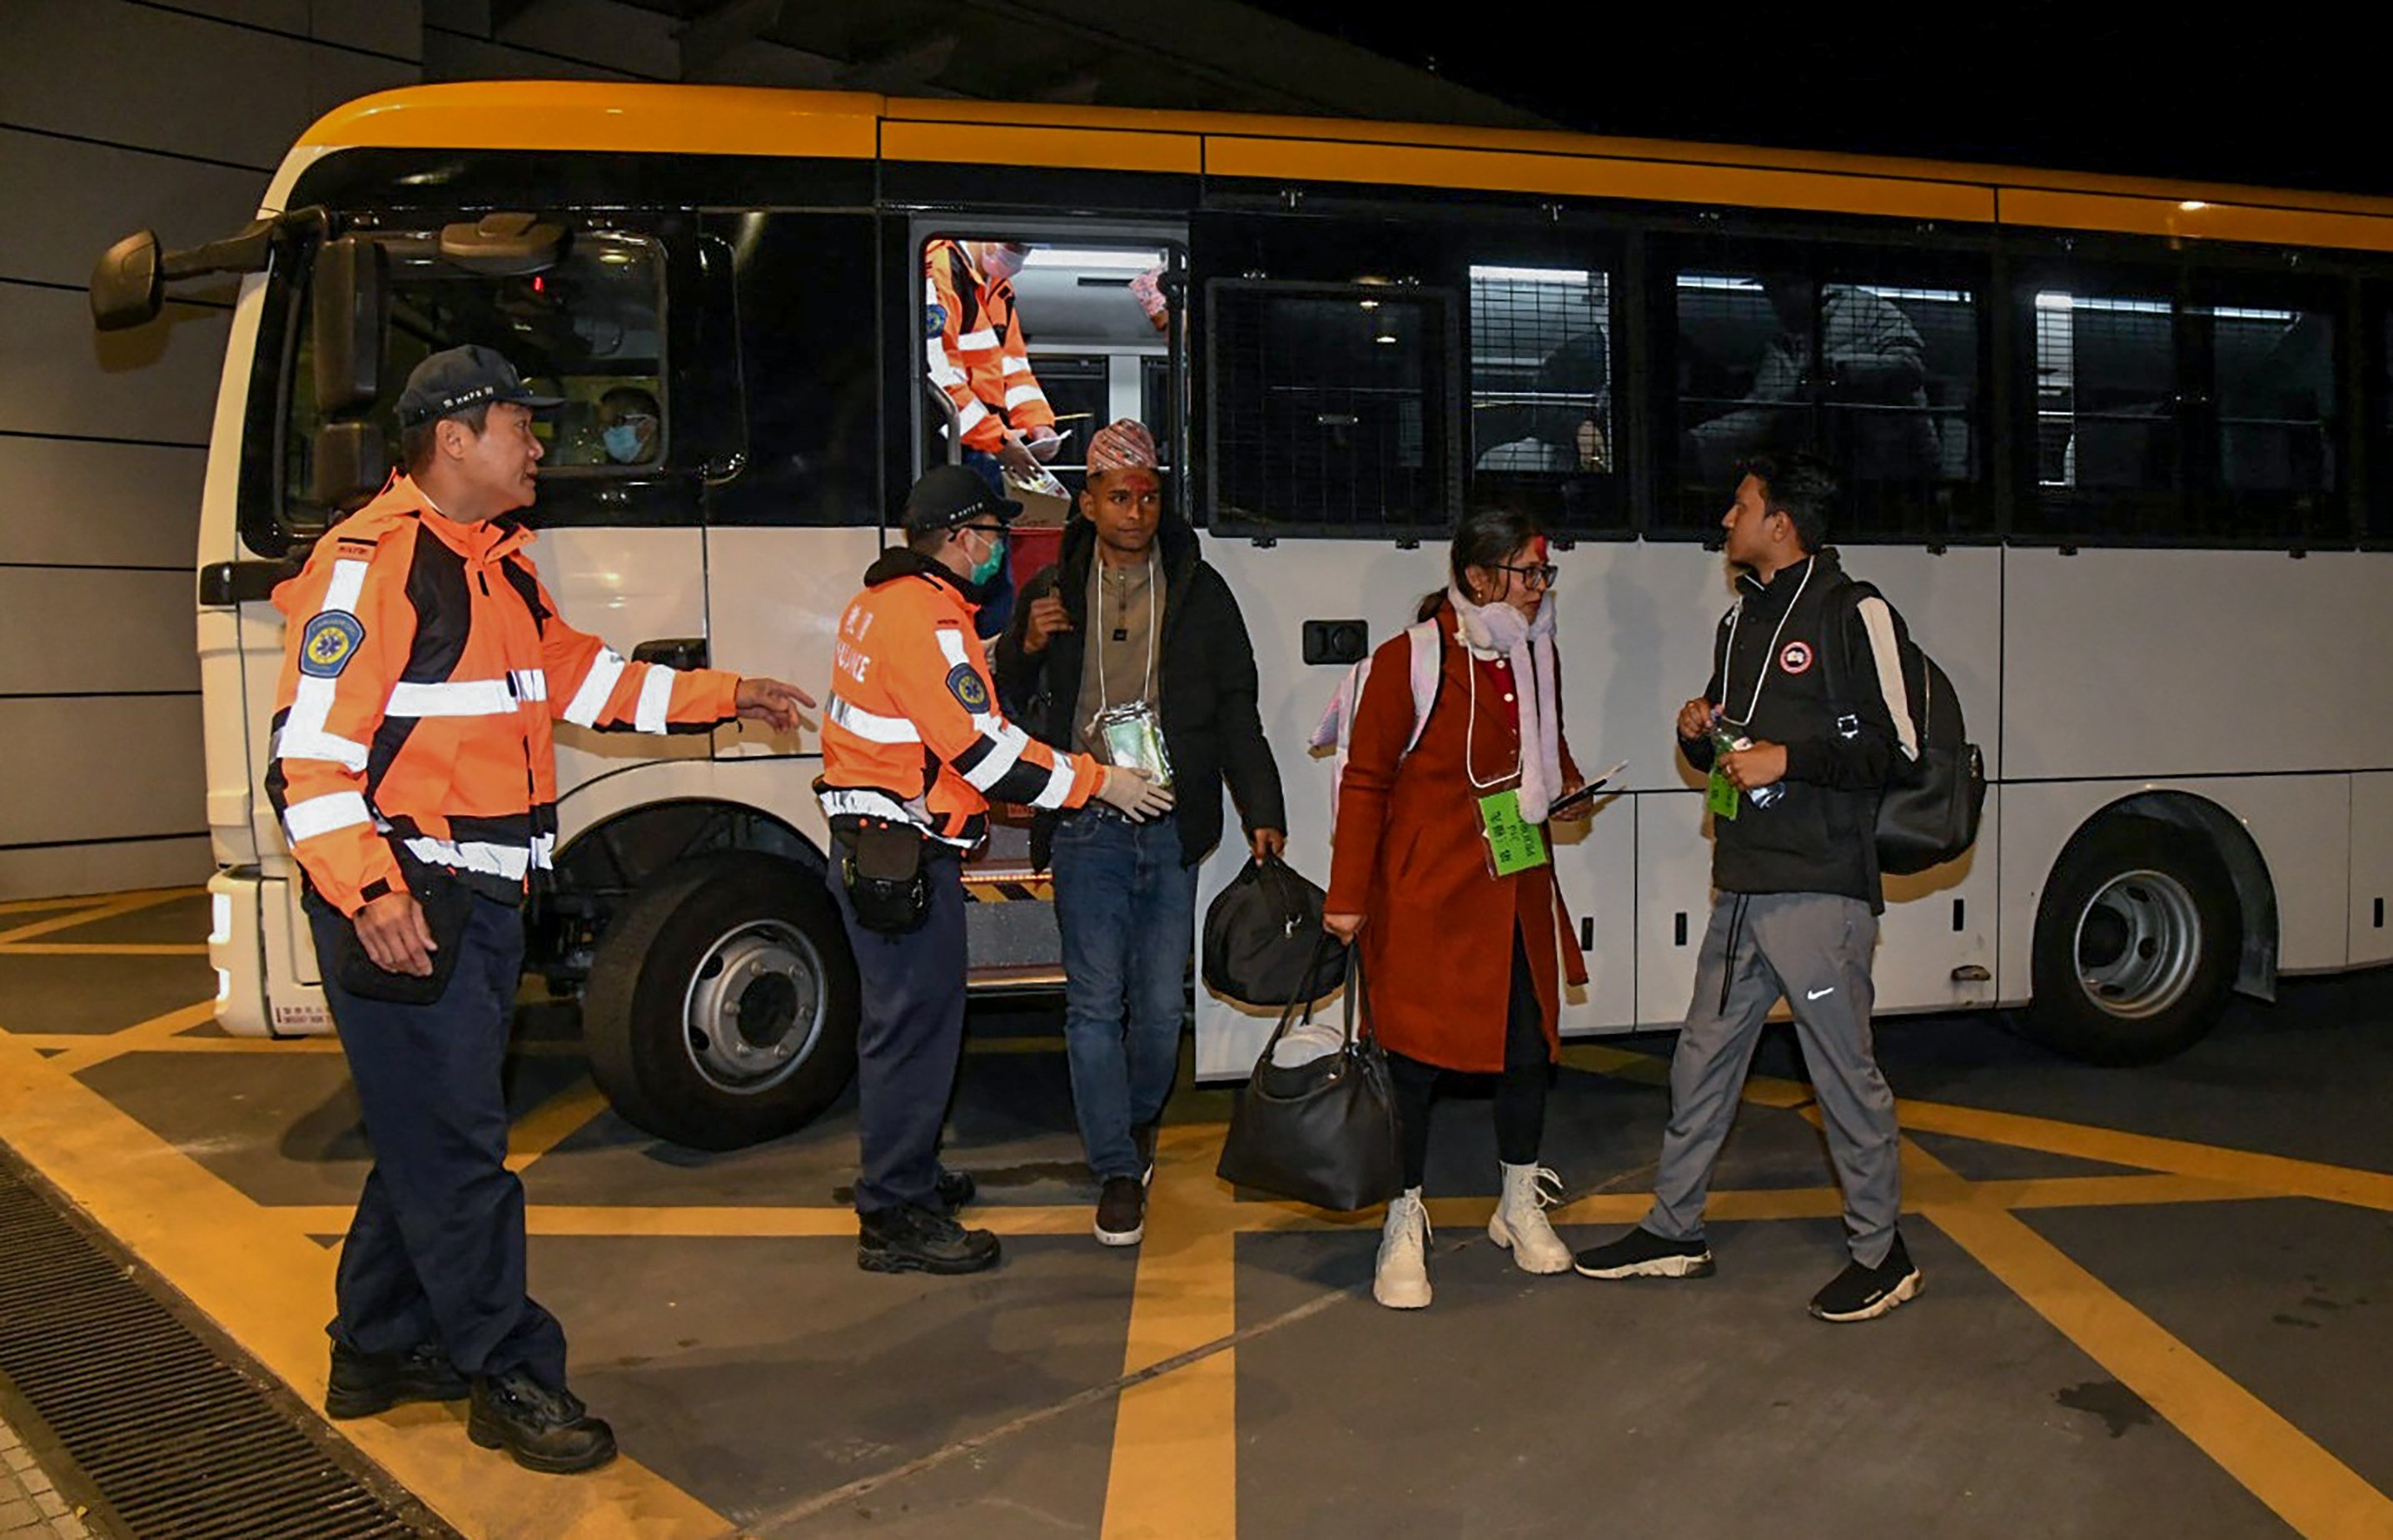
[{"x1": 1714, "y1": 724, "x2": 1786, "y2": 809}]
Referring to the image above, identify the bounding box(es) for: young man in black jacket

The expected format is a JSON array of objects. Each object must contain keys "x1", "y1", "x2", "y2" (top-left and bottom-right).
[
  {"x1": 994, "y1": 420, "x2": 1286, "y2": 1247},
  {"x1": 1575, "y1": 452, "x2": 1926, "y2": 1322}
]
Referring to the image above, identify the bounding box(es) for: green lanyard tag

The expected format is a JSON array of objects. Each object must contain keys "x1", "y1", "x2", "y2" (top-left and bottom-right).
[
  {"x1": 1706, "y1": 763, "x2": 1740, "y2": 821},
  {"x1": 1477, "y1": 788, "x2": 1550, "y2": 877}
]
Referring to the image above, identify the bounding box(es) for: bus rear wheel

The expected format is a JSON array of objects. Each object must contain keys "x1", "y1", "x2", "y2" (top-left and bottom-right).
[
  {"x1": 583, "y1": 850, "x2": 858, "y2": 1150},
  {"x1": 2023, "y1": 814, "x2": 2238, "y2": 1066}
]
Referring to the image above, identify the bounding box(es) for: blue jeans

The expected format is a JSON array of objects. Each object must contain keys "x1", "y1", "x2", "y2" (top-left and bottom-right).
[{"x1": 1050, "y1": 810, "x2": 1199, "y2": 1180}]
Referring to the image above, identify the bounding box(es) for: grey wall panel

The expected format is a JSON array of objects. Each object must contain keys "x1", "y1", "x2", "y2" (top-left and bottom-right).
[
  {"x1": 0, "y1": 286, "x2": 230, "y2": 445},
  {"x1": 0, "y1": 128, "x2": 268, "y2": 291},
  {"x1": 422, "y1": 30, "x2": 636, "y2": 82},
  {"x1": 2, "y1": 0, "x2": 410, "y2": 170},
  {"x1": 0, "y1": 570, "x2": 199, "y2": 697},
  {"x1": 0, "y1": 835, "x2": 210, "y2": 902},
  {"x1": 0, "y1": 696, "x2": 207, "y2": 847},
  {"x1": 0, "y1": 439, "x2": 205, "y2": 569},
  {"x1": 490, "y1": 0, "x2": 677, "y2": 78}
]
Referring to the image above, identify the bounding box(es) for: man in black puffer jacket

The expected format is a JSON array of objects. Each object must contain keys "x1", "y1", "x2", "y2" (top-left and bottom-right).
[
  {"x1": 1575, "y1": 451, "x2": 1927, "y2": 1325},
  {"x1": 994, "y1": 420, "x2": 1286, "y2": 1249}
]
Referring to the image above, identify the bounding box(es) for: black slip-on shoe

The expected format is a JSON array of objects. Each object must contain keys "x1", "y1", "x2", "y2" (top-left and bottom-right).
[
  {"x1": 324, "y1": 1339, "x2": 469, "y2": 1420},
  {"x1": 1094, "y1": 1176, "x2": 1147, "y2": 1247},
  {"x1": 858, "y1": 1203, "x2": 1001, "y2": 1275},
  {"x1": 1808, "y1": 1234, "x2": 1923, "y2": 1323},
  {"x1": 467, "y1": 1369, "x2": 619, "y2": 1474},
  {"x1": 1572, "y1": 1225, "x2": 1717, "y2": 1280}
]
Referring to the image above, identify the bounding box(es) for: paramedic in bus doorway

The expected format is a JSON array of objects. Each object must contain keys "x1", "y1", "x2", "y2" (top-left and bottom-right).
[
  {"x1": 267, "y1": 345, "x2": 813, "y2": 1474},
  {"x1": 817, "y1": 464, "x2": 1174, "y2": 1275},
  {"x1": 994, "y1": 420, "x2": 1288, "y2": 1249},
  {"x1": 1572, "y1": 452, "x2": 1927, "y2": 1323},
  {"x1": 923, "y1": 239, "x2": 1064, "y2": 496}
]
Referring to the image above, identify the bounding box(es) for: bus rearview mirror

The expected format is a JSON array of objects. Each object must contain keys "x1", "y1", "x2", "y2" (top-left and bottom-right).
[
  {"x1": 90, "y1": 230, "x2": 164, "y2": 331},
  {"x1": 310, "y1": 420, "x2": 387, "y2": 512},
  {"x1": 311, "y1": 236, "x2": 387, "y2": 418}
]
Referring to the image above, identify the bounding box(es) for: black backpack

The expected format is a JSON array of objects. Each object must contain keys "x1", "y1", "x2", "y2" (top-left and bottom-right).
[
  {"x1": 1201, "y1": 856, "x2": 1348, "y2": 1007},
  {"x1": 1827, "y1": 580, "x2": 1987, "y2": 877}
]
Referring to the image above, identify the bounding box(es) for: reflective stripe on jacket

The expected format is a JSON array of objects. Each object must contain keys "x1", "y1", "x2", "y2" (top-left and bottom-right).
[
  {"x1": 818, "y1": 548, "x2": 1102, "y2": 847},
  {"x1": 266, "y1": 475, "x2": 742, "y2": 915},
  {"x1": 923, "y1": 239, "x2": 1056, "y2": 454}
]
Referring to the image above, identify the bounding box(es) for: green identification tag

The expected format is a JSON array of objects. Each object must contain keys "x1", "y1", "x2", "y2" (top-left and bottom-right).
[
  {"x1": 1477, "y1": 789, "x2": 1550, "y2": 877},
  {"x1": 1707, "y1": 763, "x2": 1740, "y2": 821}
]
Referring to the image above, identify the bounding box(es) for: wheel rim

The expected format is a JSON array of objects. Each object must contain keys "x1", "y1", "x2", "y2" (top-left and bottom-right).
[
  {"x1": 679, "y1": 918, "x2": 826, "y2": 1095},
  {"x1": 2071, "y1": 868, "x2": 2203, "y2": 1021}
]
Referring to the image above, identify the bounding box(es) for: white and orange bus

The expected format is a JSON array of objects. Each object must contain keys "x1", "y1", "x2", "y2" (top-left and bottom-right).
[{"x1": 93, "y1": 82, "x2": 2393, "y2": 1147}]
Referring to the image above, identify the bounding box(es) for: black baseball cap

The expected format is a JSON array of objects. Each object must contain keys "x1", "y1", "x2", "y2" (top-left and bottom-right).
[
  {"x1": 902, "y1": 464, "x2": 1022, "y2": 535},
  {"x1": 396, "y1": 345, "x2": 565, "y2": 430}
]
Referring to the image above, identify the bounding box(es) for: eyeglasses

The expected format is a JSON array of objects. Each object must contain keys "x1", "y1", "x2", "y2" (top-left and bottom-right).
[{"x1": 1491, "y1": 561, "x2": 1559, "y2": 590}]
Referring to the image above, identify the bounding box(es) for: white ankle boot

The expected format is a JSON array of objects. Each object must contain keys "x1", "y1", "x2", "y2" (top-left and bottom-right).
[
  {"x1": 1489, "y1": 1164, "x2": 1571, "y2": 1275},
  {"x1": 1373, "y1": 1188, "x2": 1432, "y2": 1309}
]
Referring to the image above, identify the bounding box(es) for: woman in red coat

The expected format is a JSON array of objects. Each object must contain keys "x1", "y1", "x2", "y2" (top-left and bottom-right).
[{"x1": 1325, "y1": 508, "x2": 1589, "y2": 1309}]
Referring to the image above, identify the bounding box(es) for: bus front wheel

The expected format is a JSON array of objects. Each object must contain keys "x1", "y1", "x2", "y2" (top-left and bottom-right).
[
  {"x1": 582, "y1": 851, "x2": 859, "y2": 1150},
  {"x1": 2023, "y1": 814, "x2": 2239, "y2": 1066}
]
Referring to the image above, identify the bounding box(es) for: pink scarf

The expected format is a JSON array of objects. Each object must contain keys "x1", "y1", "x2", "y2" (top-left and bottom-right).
[{"x1": 1446, "y1": 584, "x2": 1561, "y2": 822}]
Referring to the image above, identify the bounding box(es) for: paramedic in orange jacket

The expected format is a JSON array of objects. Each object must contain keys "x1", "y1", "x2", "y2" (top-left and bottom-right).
[
  {"x1": 923, "y1": 238, "x2": 1062, "y2": 491},
  {"x1": 268, "y1": 345, "x2": 811, "y2": 1474},
  {"x1": 818, "y1": 464, "x2": 1171, "y2": 1275}
]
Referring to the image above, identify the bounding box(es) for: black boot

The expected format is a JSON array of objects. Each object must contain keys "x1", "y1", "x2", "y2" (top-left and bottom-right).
[
  {"x1": 324, "y1": 1339, "x2": 469, "y2": 1420},
  {"x1": 858, "y1": 1203, "x2": 1001, "y2": 1275},
  {"x1": 467, "y1": 1369, "x2": 619, "y2": 1474}
]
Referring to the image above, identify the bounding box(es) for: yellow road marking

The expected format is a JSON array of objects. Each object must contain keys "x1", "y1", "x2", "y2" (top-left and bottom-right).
[
  {"x1": 502, "y1": 1081, "x2": 614, "y2": 1174},
  {"x1": 0, "y1": 895, "x2": 114, "y2": 917},
  {"x1": 4, "y1": 1034, "x2": 349, "y2": 1055},
  {"x1": 1560, "y1": 1040, "x2": 1817, "y2": 1108},
  {"x1": 0, "y1": 887, "x2": 201, "y2": 946},
  {"x1": 0, "y1": 1029, "x2": 728, "y2": 1538},
  {"x1": 1898, "y1": 1097, "x2": 2393, "y2": 1213},
  {"x1": 1909, "y1": 1138, "x2": 2393, "y2": 1540},
  {"x1": 45, "y1": 1001, "x2": 219, "y2": 1075},
  {"x1": 1102, "y1": 1125, "x2": 1239, "y2": 1540},
  {"x1": 267, "y1": 1202, "x2": 1099, "y2": 1240},
  {"x1": 0, "y1": 942, "x2": 211, "y2": 956}
]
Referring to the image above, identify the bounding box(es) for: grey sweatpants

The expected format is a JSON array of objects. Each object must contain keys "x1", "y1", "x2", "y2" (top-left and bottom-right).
[{"x1": 1645, "y1": 891, "x2": 1901, "y2": 1267}]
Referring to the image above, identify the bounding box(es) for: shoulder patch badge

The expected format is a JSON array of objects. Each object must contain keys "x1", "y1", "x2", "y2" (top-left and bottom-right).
[
  {"x1": 924, "y1": 301, "x2": 948, "y2": 340},
  {"x1": 301, "y1": 610, "x2": 366, "y2": 678},
  {"x1": 1779, "y1": 639, "x2": 1815, "y2": 675},
  {"x1": 945, "y1": 662, "x2": 990, "y2": 713}
]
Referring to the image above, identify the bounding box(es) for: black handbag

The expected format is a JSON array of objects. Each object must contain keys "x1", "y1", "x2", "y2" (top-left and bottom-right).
[
  {"x1": 1216, "y1": 946, "x2": 1405, "y2": 1213},
  {"x1": 1201, "y1": 854, "x2": 1348, "y2": 1007}
]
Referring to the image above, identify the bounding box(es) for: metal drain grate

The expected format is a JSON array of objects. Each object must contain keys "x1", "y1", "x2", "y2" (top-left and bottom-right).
[{"x1": 0, "y1": 1151, "x2": 453, "y2": 1540}]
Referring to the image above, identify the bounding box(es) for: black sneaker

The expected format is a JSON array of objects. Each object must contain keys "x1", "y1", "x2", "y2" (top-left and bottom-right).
[
  {"x1": 1572, "y1": 1225, "x2": 1716, "y2": 1280},
  {"x1": 1094, "y1": 1176, "x2": 1146, "y2": 1247},
  {"x1": 858, "y1": 1203, "x2": 1002, "y2": 1275},
  {"x1": 935, "y1": 1167, "x2": 978, "y2": 1214},
  {"x1": 466, "y1": 1370, "x2": 618, "y2": 1474},
  {"x1": 324, "y1": 1339, "x2": 469, "y2": 1420},
  {"x1": 1808, "y1": 1234, "x2": 1923, "y2": 1323}
]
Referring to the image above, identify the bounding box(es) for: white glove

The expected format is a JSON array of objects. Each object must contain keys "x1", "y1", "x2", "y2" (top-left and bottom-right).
[{"x1": 1094, "y1": 765, "x2": 1174, "y2": 822}]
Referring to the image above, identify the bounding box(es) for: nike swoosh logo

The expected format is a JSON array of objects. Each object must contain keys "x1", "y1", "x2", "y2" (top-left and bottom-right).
[{"x1": 1806, "y1": 987, "x2": 1835, "y2": 1001}]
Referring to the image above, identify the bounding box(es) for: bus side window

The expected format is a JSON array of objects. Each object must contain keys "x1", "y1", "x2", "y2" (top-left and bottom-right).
[
  {"x1": 704, "y1": 211, "x2": 877, "y2": 528},
  {"x1": 1468, "y1": 261, "x2": 1625, "y2": 538},
  {"x1": 1206, "y1": 279, "x2": 1456, "y2": 539},
  {"x1": 1656, "y1": 242, "x2": 1987, "y2": 544},
  {"x1": 2373, "y1": 296, "x2": 2393, "y2": 547},
  {"x1": 2017, "y1": 266, "x2": 2344, "y2": 549}
]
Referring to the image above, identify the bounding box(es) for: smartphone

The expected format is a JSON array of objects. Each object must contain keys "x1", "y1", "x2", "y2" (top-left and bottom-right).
[{"x1": 1547, "y1": 760, "x2": 1627, "y2": 818}]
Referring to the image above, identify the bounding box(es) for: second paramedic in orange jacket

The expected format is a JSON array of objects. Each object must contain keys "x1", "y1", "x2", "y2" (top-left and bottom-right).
[
  {"x1": 818, "y1": 464, "x2": 1171, "y2": 1275},
  {"x1": 923, "y1": 239, "x2": 1062, "y2": 488},
  {"x1": 267, "y1": 345, "x2": 810, "y2": 1474}
]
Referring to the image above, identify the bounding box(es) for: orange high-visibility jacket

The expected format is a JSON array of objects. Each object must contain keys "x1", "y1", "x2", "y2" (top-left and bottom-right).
[
  {"x1": 267, "y1": 476, "x2": 743, "y2": 916},
  {"x1": 818, "y1": 549, "x2": 1102, "y2": 848},
  {"x1": 923, "y1": 239, "x2": 1056, "y2": 455}
]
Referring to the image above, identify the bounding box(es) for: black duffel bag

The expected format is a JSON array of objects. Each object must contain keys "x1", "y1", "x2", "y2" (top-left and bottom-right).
[
  {"x1": 1201, "y1": 854, "x2": 1347, "y2": 1007},
  {"x1": 1216, "y1": 946, "x2": 1404, "y2": 1213}
]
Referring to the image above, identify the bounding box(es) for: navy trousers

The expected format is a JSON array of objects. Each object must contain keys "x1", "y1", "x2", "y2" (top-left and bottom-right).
[
  {"x1": 307, "y1": 893, "x2": 568, "y2": 1388},
  {"x1": 826, "y1": 844, "x2": 970, "y2": 1215}
]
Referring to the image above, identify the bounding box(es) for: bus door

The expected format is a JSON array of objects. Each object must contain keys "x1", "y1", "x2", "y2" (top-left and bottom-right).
[
  {"x1": 903, "y1": 216, "x2": 1190, "y2": 986},
  {"x1": 256, "y1": 213, "x2": 718, "y2": 985}
]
